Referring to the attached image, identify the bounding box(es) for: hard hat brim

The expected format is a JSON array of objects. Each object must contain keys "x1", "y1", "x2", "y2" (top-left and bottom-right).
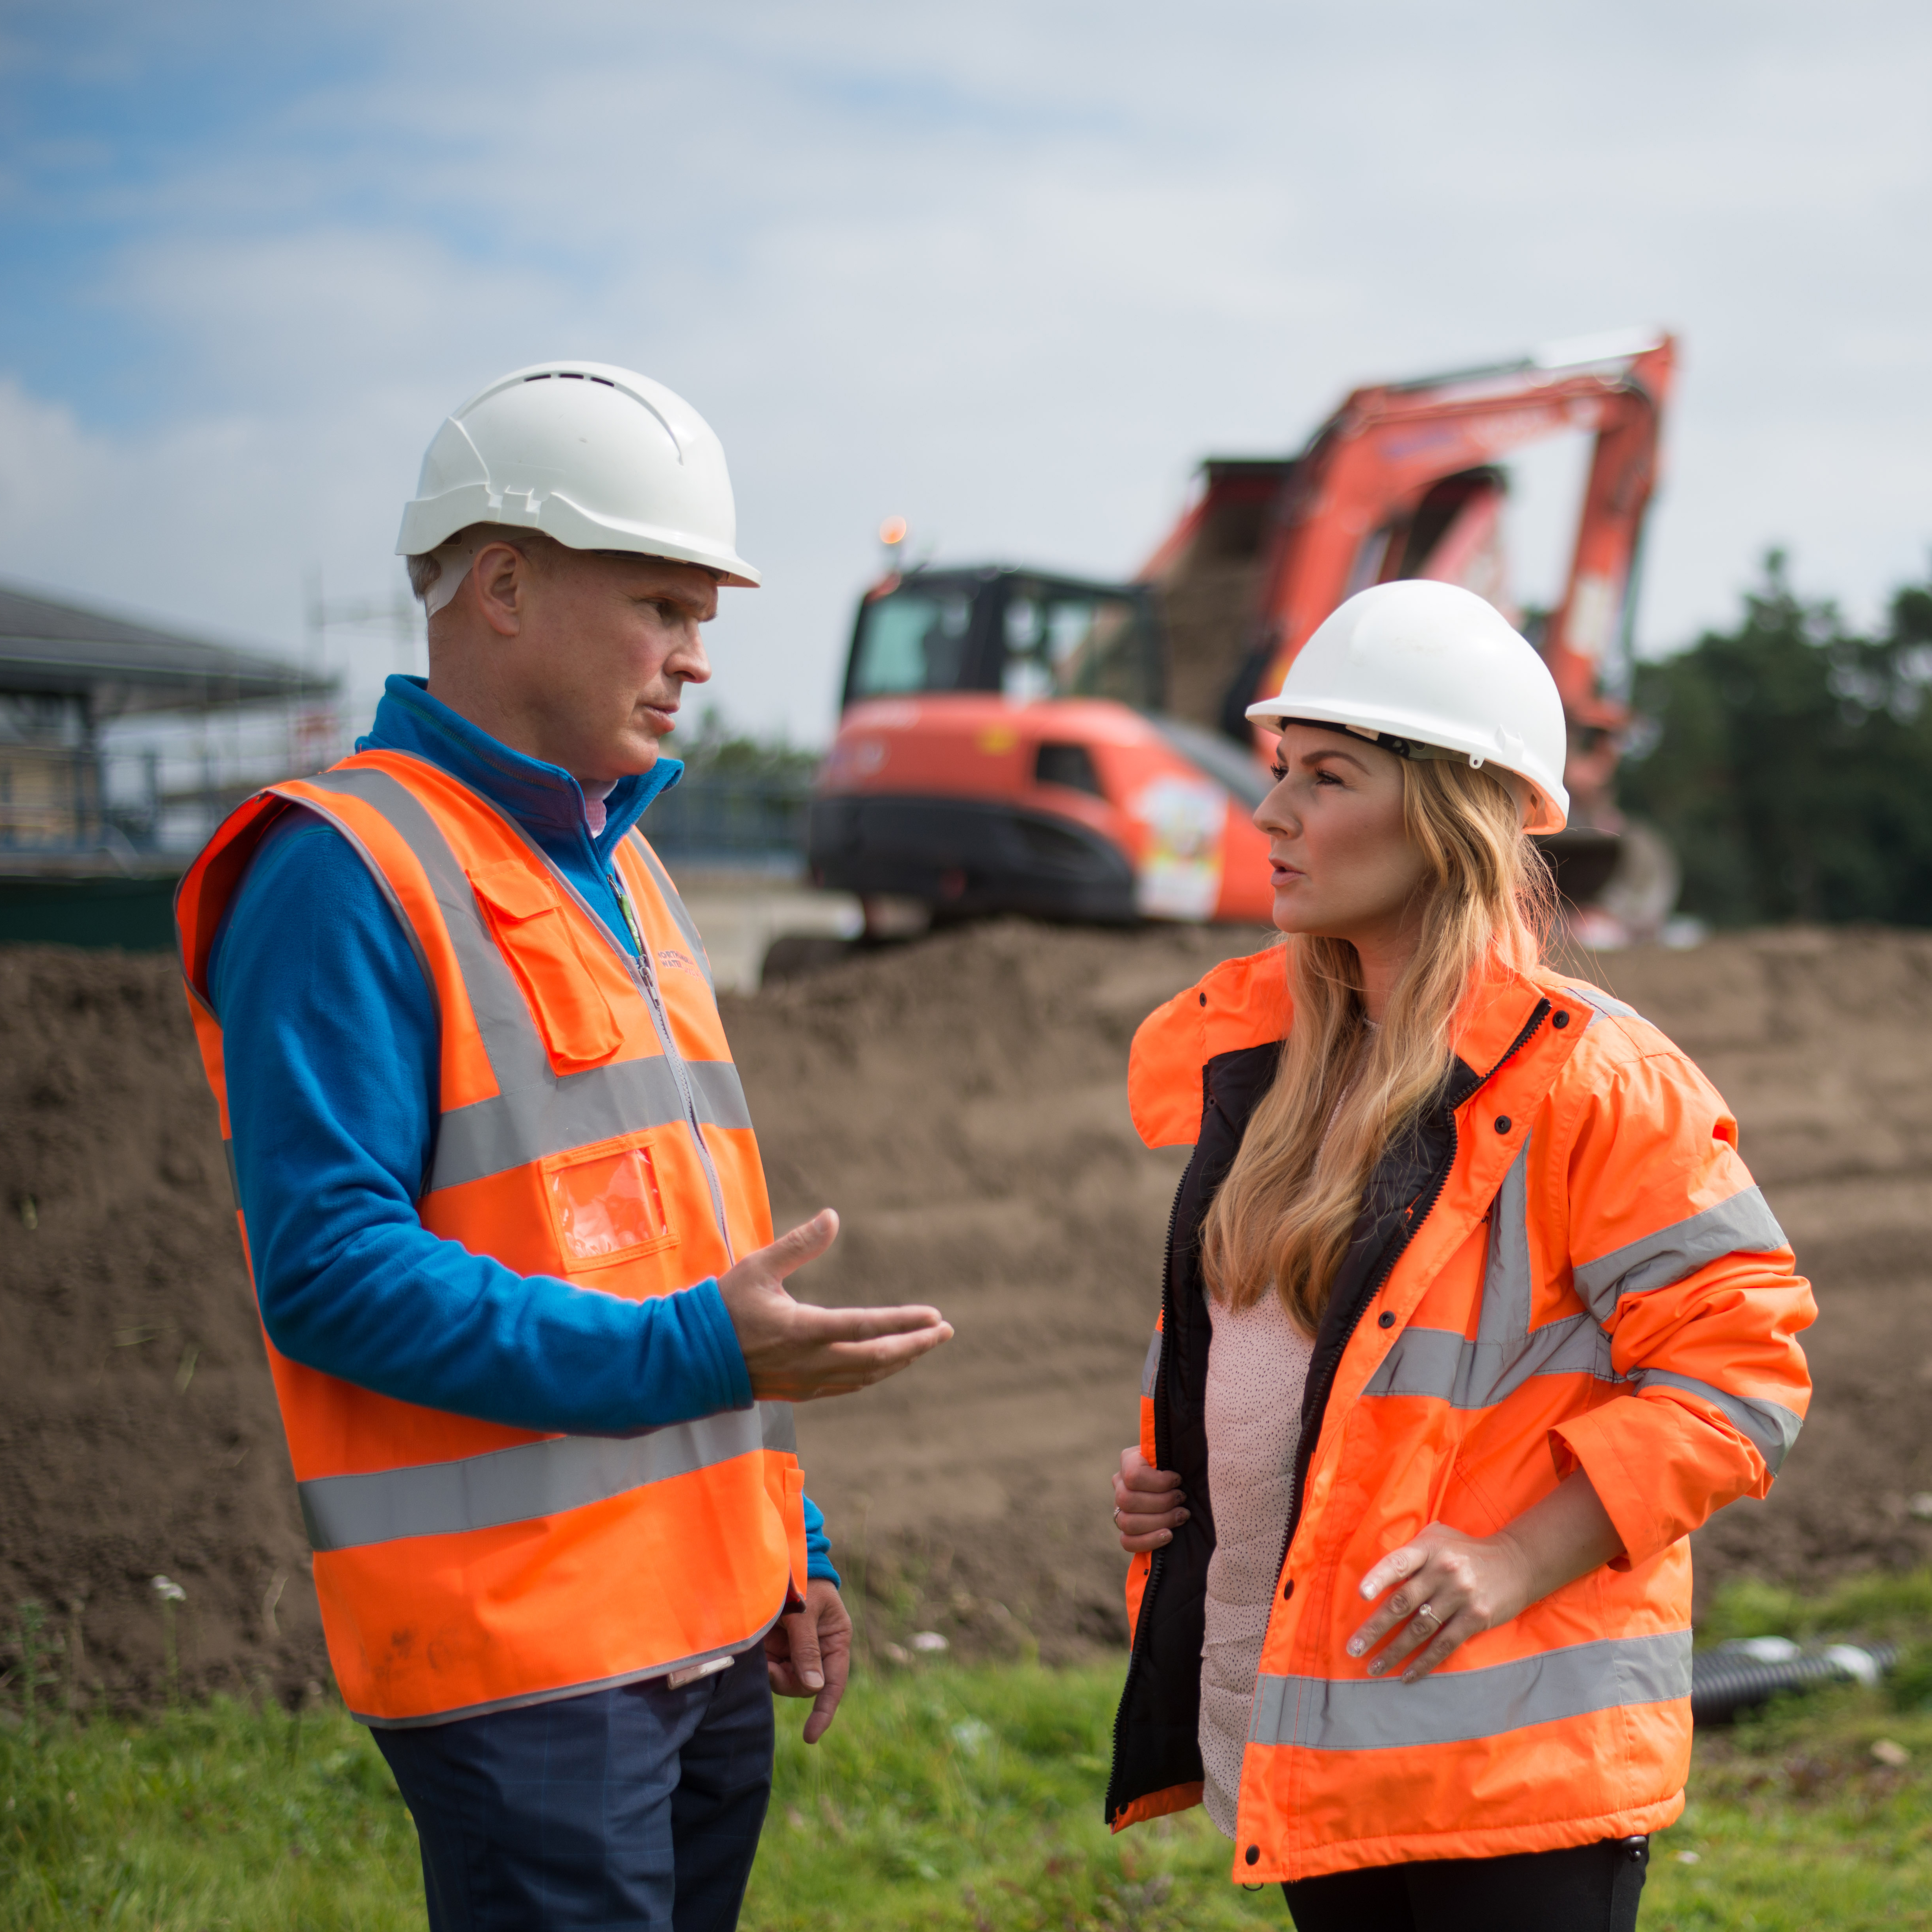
[
  {"x1": 1247, "y1": 694, "x2": 1569, "y2": 834},
  {"x1": 395, "y1": 489, "x2": 760, "y2": 587}
]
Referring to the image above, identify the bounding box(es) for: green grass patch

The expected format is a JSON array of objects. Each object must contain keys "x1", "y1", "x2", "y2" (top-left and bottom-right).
[{"x1": 5, "y1": 1587, "x2": 1932, "y2": 1930}]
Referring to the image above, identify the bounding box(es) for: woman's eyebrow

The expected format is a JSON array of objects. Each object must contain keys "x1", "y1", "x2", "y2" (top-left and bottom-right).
[{"x1": 1302, "y1": 746, "x2": 1369, "y2": 774}]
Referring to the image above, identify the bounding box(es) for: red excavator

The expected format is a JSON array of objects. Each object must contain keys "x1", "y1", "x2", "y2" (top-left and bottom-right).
[{"x1": 808, "y1": 329, "x2": 1676, "y2": 933}]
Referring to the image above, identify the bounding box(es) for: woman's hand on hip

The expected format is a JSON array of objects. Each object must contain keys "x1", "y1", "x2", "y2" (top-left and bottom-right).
[
  {"x1": 1348, "y1": 1470, "x2": 1625, "y2": 1682},
  {"x1": 1112, "y1": 1446, "x2": 1188, "y2": 1553}
]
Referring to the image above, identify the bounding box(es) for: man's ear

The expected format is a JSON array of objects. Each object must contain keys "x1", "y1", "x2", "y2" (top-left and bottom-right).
[{"x1": 473, "y1": 541, "x2": 529, "y2": 638}]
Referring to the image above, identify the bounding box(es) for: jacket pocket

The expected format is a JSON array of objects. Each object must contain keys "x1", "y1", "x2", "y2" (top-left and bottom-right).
[
  {"x1": 542, "y1": 1132, "x2": 677, "y2": 1270},
  {"x1": 469, "y1": 860, "x2": 622, "y2": 1073}
]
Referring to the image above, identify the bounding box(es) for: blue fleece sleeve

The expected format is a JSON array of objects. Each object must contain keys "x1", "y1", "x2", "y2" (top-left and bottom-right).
[
  {"x1": 802, "y1": 1494, "x2": 838, "y2": 1587},
  {"x1": 209, "y1": 811, "x2": 752, "y2": 1434}
]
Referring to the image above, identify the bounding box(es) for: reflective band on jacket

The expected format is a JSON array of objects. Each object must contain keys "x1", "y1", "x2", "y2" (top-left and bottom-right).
[
  {"x1": 431, "y1": 1054, "x2": 752, "y2": 1190},
  {"x1": 299, "y1": 1401, "x2": 795, "y2": 1551},
  {"x1": 1248, "y1": 1632, "x2": 1692, "y2": 1752},
  {"x1": 1574, "y1": 1186, "x2": 1788, "y2": 1321}
]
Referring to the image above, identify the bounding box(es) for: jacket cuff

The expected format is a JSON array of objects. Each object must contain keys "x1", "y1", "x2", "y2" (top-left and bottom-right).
[
  {"x1": 1549, "y1": 1409, "x2": 1661, "y2": 1570},
  {"x1": 683, "y1": 1279, "x2": 754, "y2": 1413}
]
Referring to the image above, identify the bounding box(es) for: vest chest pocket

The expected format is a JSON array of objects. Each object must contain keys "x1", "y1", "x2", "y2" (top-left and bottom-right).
[
  {"x1": 544, "y1": 1132, "x2": 678, "y2": 1270},
  {"x1": 468, "y1": 861, "x2": 623, "y2": 1073}
]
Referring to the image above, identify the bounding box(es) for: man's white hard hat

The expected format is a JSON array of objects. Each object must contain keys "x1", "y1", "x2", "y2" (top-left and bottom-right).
[
  {"x1": 1246, "y1": 579, "x2": 1570, "y2": 834},
  {"x1": 396, "y1": 360, "x2": 760, "y2": 586}
]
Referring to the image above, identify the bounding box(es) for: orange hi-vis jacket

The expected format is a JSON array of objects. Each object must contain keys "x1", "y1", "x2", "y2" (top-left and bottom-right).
[
  {"x1": 176, "y1": 750, "x2": 807, "y2": 1727},
  {"x1": 1106, "y1": 946, "x2": 1814, "y2": 1883}
]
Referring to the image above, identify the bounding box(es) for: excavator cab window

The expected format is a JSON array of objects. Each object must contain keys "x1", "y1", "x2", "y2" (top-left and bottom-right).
[
  {"x1": 999, "y1": 583, "x2": 1161, "y2": 709},
  {"x1": 848, "y1": 587, "x2": 975, "y2": 698},
  {"x1": 844, "y1": 570, "x2": 1164, "y2": 712}
]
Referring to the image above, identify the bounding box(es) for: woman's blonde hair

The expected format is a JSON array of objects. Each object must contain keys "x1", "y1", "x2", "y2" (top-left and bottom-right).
[{"x1": 1200, "y1": 754, "x2": 1552, "y2": 1332}]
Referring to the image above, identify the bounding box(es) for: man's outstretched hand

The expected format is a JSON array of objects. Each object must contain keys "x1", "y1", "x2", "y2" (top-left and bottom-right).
[{"x1": 718, "y1": 1209, "x2": 951, "y2": 1401}]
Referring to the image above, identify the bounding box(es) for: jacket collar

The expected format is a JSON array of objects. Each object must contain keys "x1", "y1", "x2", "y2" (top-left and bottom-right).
[{"x1": 356, "y1": 675, "x2": 681, "y2": 858}]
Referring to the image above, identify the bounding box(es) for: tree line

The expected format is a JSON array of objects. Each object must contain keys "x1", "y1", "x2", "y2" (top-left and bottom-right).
[{"x1": 1619, "y1": 554, "x2": 1932, "y2": 927}]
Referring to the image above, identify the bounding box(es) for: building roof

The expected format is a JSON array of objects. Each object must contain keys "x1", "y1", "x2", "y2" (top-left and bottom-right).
[{"x1": 0, "y1": 581, "x2": 332, "y2": 717}]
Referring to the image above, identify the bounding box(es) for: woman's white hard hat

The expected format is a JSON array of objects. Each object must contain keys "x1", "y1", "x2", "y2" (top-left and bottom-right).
[
  {"x1": 1246, "y1": 579, "x2": 1570, "y2": 833},
  {"x1": 396, "y1": 360, "x2": 760, "y2": 587}
]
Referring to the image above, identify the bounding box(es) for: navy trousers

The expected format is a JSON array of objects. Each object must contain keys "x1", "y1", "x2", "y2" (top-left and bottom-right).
[{"x1": 373, "y1": 1654, "x2": 774, "y2": 1932}]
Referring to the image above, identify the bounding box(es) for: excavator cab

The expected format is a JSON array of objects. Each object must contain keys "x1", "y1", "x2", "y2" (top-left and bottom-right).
[
  {"x1": 841, "y1": 567, "x2": 1165, "y2": 712},
  {"x1": 811, "y1": 566, "x2": 1278, "y2": 931}
]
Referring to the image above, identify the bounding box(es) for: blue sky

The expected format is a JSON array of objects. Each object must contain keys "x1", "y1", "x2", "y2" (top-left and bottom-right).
[{"x1": 3, "y1": 1, "x2": 1929, "y2": 738}]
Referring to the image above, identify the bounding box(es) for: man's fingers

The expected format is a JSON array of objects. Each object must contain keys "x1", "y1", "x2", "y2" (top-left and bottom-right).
[
  {"x1": 764, "y1": 1209, "x2": 841, "y2": 1278},
  {"x1": 787, "y1": 1302, "x2": 951, "y2": 1344},
  {"x1": 783, "y1": 1613, "x2": 825, "y2": 1693},
  {"x1": 748, "y1": 1324, "x2": 956, "y2": 1401}
]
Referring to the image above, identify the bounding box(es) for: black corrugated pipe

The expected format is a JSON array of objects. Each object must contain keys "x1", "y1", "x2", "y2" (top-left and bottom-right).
[{"x1": 1691, "y1": 1638, "x2": 1900, "y2": 1724}]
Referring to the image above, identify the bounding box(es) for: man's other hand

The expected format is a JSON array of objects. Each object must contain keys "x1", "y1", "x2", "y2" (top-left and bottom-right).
[
  {"x1": 765, "y1": 1578, "x2": 852, "y2": 1744},
  {"x1": 718, "y1": 1210, "x2": 951, "y2": 1401}
]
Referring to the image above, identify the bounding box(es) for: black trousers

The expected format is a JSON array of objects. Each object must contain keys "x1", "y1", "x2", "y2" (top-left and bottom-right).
[
  {"x1": 374, "y1": 1652, "x2": 774, "y2": 1932},
  {"x1": 1283, "y1": 1835, "x2": 1649, "y2": 1932}
]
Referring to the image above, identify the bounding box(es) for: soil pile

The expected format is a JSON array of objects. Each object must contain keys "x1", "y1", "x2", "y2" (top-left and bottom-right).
[{"x1": 3, "y1": 922, "x2": 1930, "y2": 1707}]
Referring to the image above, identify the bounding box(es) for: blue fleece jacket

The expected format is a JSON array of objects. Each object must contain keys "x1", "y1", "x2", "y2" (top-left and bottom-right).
[{"x1": 208, "y1": 675, "x2": 835, "y2": 1583}]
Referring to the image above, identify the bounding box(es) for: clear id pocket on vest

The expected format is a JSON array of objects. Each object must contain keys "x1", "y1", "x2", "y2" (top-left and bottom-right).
[{"x1": 543, "y1": 1133, "x2": 677, "y2": 1268}]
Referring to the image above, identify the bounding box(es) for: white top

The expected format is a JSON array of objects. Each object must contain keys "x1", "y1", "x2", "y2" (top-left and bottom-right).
[{"x1": 1199, "y1": 1282, "x2": 1313, "y2": 1837}]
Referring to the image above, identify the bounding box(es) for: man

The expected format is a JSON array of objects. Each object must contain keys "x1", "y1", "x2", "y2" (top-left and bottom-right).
[{"x1": 176, "y1": 360, "x2": 952, "y2": 1929}]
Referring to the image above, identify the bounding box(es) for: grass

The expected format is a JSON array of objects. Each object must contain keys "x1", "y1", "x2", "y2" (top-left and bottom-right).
[{"x1": 3, "y1": 1571, "x2": 1929, "y2": 1930}]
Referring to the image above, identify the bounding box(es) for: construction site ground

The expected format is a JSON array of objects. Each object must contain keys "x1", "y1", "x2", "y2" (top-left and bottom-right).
[{"x1": 3, "y1": 918, "x2": 1930, "y2": 1711}]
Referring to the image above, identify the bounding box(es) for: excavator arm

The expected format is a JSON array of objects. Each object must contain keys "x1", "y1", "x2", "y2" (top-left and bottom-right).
[{"x1": 1152, "y1": 330, "x2": 1677, "y2": 831}]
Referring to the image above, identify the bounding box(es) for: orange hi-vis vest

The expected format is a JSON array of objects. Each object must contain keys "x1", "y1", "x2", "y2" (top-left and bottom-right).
[
  {"x1": 176, "y1": 750, "x2": 807, "y2": 1727},
  {"x1": 1106, "y1": 946, "x2": 1815, "y2": 1883}
]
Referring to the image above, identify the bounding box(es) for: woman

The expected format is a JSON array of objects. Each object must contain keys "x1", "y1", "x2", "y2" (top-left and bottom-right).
[{"x1": 1105, "y1": 580, "x2": 1813, "y2": 1930}]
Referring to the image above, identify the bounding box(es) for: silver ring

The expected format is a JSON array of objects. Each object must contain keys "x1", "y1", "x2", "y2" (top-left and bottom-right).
[
  {"x1": 1414, "y1": 1603, "x2": 1438, "y2": 1631},
  {"x1": 1113, "y1": 1507, "x2": 1125, "y2": 1527}
]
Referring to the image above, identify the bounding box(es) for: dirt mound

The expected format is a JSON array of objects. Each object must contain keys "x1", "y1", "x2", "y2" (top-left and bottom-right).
[
  {"x1": 3, "y1": 922, "x2": 1930, "y2": 1709},
  {"x1": 0, "y1": 949, "x2": 325, "y2": 1715}
]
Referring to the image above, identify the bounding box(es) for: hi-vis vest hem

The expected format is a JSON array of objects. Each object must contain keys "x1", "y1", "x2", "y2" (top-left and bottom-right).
[
  {"x1": 178, "y1": 750, "x2": 806, "y2": 1727},
  {"x1": 1107, "y1": 945, "x2": 1814, "y2": 1884},
  {"x1": 350, "y1": 1609, "x2": 786, "y2": 1731}
]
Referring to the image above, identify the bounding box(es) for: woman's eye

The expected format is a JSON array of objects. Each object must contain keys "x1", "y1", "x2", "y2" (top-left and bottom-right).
[{"x1": 1268, "y1": 764, "x2": 1289, "y2": 782}]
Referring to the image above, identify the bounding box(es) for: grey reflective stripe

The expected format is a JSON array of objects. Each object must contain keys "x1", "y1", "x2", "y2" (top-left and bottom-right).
[
  {"x1": 272, "y1": 784, "x2": 442, "y2": 1036},
  {"x1": 298, "y1": 1407, "x2": 766, "y2": 1552},
  {"x1": 760, "y1": 1401, "x2": 798, "y2": 1454},
  {"x1": 1569, "y1": 984, "x2": 1640, "y2": 1029},
  {"x1": 1574, "y1": 1187, "x2": 1789, "y2": 1322},
  {"x1": 626, "y1": 834, "x2": 714, "y2": 988},
  {"x1": 431, "y1": 1056, "x2": 754, "y2": 1189},
  {"x1": 299, "y1": 767, "x2": 549, "y2": 1103},
  {"x1": 1366, "y1": 1137, "x2": 1621, "y2": 1408},
  {"x1": 297, "y1": 765, "x2": 747, "y2": 1195},
  {"x1": 1633, "y1": 1368, "x2": 1803, "y2": 1473},
  {"x1": 1141, "y1": 1328, "x2": 1162, "y2": 1399},
  {"x1": 1248, "y1": 1630, "x2": 1691, "y2": 1751},
  {"x1": 1364, "y1": 1313, "x2": 1618, "y2": 1407}
]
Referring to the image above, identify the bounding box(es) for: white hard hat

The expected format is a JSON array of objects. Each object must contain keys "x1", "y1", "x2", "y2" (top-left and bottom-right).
[
  {"x1": 396, "y1": 360, "x2": 759, "y2": 586},
  {"x1": 1246, "y1": 580, "x2": 1569, "y2": 833}
]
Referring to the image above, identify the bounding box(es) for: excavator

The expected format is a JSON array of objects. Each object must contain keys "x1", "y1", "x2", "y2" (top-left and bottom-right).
[{"x1": 807, "y1": 329, "x2": 1677, "y2": 934}]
